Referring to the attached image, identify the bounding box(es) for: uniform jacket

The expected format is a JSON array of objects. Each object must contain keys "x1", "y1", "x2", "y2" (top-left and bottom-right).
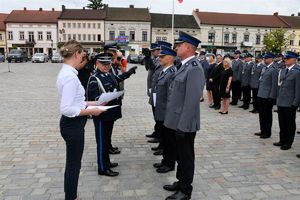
[
  {"x1": 232, "y1": 59, "x2": 243, "y2": 82},
  {"x1": 250, "y1": 62, "x2": 265, "y2": 89},
  {"x1": 149, "y1": 64, "x2": 163, "y2": 106},
  {"x1": 241, "y1": 61, "x2": 254, "y2": 87},
  {"x1": 164, "y1": 56, "x2": 205, "y2": 133},
  {"x1": 277, "y1": 64, "x2": 300, "y2": 107},
  {"x1": 257, "y1": 63, "x2": 278, "y2": 99},
  {"x1": 147, "y1": 56, "x2": 160, "y2": 96}
]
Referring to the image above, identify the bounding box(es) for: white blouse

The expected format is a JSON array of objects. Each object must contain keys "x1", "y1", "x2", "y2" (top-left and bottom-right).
[{"x1": 56, "y1": 64, "x2": 87, "y2": 118}]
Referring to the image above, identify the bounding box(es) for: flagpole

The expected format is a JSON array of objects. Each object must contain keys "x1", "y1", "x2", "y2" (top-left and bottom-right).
[{"x1": 172, "y1": 0, "x2": 175, "y2": 46}]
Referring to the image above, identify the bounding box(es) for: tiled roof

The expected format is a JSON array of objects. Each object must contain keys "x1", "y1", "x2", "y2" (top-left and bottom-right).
[
  {"x1": 5, "y1": 9, "x2": 61, "y2": 23},
  {"x1": 151, "y1": 13, "x2": 199, "y2": 29}
]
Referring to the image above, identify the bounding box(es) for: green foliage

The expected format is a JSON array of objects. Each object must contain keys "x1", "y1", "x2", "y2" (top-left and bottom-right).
[
  {"x1": 86, "y1": 0, "x2": 104, "y2": 10},
  {"x1": 263, "y1": 28, "x2": 288, "y2": 53}
]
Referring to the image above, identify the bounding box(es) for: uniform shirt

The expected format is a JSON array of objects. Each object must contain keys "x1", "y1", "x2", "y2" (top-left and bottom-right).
[
  {"x1": 56, "y1": 64, "x2": 86, "y2": 118},
  {"x1": 181, "y1": 55, "x2": 195, "y2": 66}
]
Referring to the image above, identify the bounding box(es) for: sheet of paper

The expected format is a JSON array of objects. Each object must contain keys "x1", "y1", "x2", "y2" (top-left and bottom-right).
[
  {"x1": 97, "y1": 91, "x2": 124, "y2": 105},
  {"x1": 86, "y1": 105, "x2": 119, "y2": 111},
  {"x1": 153, "y1": 93, "x2": 157, "y2": 107}
]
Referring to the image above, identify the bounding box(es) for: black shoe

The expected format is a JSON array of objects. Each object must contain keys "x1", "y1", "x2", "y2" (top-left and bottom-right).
[
  {"x1": 274, "y1": 110, "x2": 278, "y2": 113},
  {"x1": 153, "y1": 162, "x2": 163, "y2": 168},
  {"x1": 98, "y1": 169, "x2": 119, "y2": 177},
  {"x1": 151, "y1": 146, "x2": 161, "y2": 151},
  {"x1": 214, "y1": 106, "x2": 221, "y2": 110},
  {"x1": 163, "y1": 182, "x2": 180, "y2": 192},
  {"x1": 111, "y1": 146, "x2": 119, "y2": 151},
  {"x1": 260, "y1": 134, "x2": 271, "y2": 139},
  {"x1": 153, "y1": 149, "x2": 163, "y2": 156},
  {"x1": 230, "y1": 102, "x2": 237, "y2": 105},
  {"x1": 220, "y1": 111, "x2": 228, "y2": 115},
  {"x1": 249, "y1": 110, "x2": 259, "y2": 113},
  {"x1": 296, "y1": 154, "x2": 300, "y2": 158},
  {"x1": 200, "y1": 98, "x2": 204, "y2": 102},
  {"x1": 243, "y1": 106, "x2": 249, "y2": 110},
  {"x1": 238, "y1": 105, "x2": 245, "y2": 108},
  {"x1": 109, "y1": 162, "x2": 118, "y2": 168},
  {"x1": 297, "y1": 131, "x2": 300, "y2": 134},
  {"x1": 273, "y1": 142, "x2": 283, "y2": 147},
  {"x1": 165, "y1": 191, "x2": 191, "y2": 200},
  {"x1": 147, "y1": 138, "x2": 160, "y2": 143},
  {"x1": 156, "y1": 166, "x2": 174, "y2": 173},
  {"x1": 254, "y1": 132, "x2": 262, "y2": 136},
  {"x1": 109, "y1": 148, "x2": 121, "y2": 154},
  {"x1": 280, "y1": 145, "x2": 291, "y2": 150},
  {"x1": 146, "y1": 133, "x2": 158, "y2": 138},
  {"x1": 209, "y1": 104, "x2": 215, "y2": 108}
]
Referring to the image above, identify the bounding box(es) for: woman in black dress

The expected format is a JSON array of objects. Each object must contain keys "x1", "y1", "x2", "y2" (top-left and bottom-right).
[
  {"x1": 219, "y1": 57, "x2": 233, "y2": 114},
  {"x1": 206, "y1": 54, "x2": 216, "y2": 106}
]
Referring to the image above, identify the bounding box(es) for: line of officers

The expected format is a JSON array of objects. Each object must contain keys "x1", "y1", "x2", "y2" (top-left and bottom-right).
[
  {"x1": 220, "y1": 50, "x2": 300, "y2": 155},
  {"x1": 145, "y1": 31, "x2": 205, "y2": 200}
]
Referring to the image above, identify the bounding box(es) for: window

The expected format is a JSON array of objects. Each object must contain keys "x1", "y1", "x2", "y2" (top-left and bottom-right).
[
  {"x1": 232, "y1": 34, "x2": 237, "y2": 43},
  {"x1": 299, "y1": 40, "x2": 300, "y2": 46},
  {"x1": 130, "y1": 31, "x2": 135, "y2": 41},
  {"x1": 208, "y1": 33, "x2": 215, "y2": 43},
  {"x1": 28, "y1": 32, "x2": 34, "y2": 42},
  {"x1": 63, "y1": 23, "x2": 66, "y2": 28},
  {"x1": 98, "y1": 23, "x2": 101, "y2": 29},
  {"x1": 38, "y1": 31, "x2": 43, "y2": 40},
  {"x1": 109, "y1": 31, "x2": 115, "y2": 40},
  {"x1": 88, "y1": 34, "x2": 91, "y2": 41},
  {"x1": 77, "y1": 23, "x2": 81, "y2": 28},
  {"x1": 119, "y1": 31, "x2": 125, "y2": 36},
  {"x1": 46, "y1": 32, "x2": 52, "y2": 40},
  {"x1": 68, "y1": 23, "x2": 71, "y2": 28},
  {"x1": 68, "y1": 34, "x2": 71, "y2": 40},
  {"x1": 256, "y1": 35, "x2": 261, "y2": 45},
  {"x1": 83, "y1": 23, "x2": 86, "y2": 28},
  {"x1": 8, "y1": 31, "x2": 13, "y2": 40},
  {"x1": 142, "y1": 31, "x2": 147, "y2": 41},
  {"x1": 0, "y1": 33, "x2": 2, "y2": 41},
  {"x1": 224, "y1": 33, "x2": 229, "y2": 43},
  {"x1": 73, "y1": 34, "x2": 76, "y2": 40},
  {"x1": 93, "y1": 23, "x2": 96, "y2": 29},
  {"x1": 244, "y1": 34, "x2": 249, "y2": 42},
  {"x1": 19, "y1": 31, "x2": 25, "y2": 40},
  {"x1": 156, "y1": 36, "x2": 161, "y2": 41},
  {"x1": 78, "y1": 34, "x2": 81, "y2": 41},
  {"x1": 73, "y1": 23, "x2": 76, "y2": 28},
  {"x1": 290, "y1": 40, "x2": 294, "y2": 45},
  {"x1": 87, "y1": 23, "x2": 91, "y2": 28},
  {"x1": 83, "y1": 34, "x2": 86, "y2": 41},
  {"x1": 93, "y1": 34, "x2": 96, "y2": 41},
  {"x1": 63, "y1": 34, "x2": 66, "y2": 41},
  {"x1": 97, "y1": 34, "x2": 101, "y2": 41},
  {"x1": 162, "y1": 37, "x2": 167, "y2": 42}
]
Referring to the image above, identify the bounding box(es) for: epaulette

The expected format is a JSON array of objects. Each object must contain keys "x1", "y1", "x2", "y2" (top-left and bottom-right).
[
  {"x1": 192, "y1": 61, "x2": 198, "y2": 66},
  {"x1": 295, "y1": 66, "x2": 300, "y2": 71}
]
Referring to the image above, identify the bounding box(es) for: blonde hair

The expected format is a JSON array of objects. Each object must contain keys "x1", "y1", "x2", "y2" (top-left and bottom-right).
[
  {"x1": 60, "y1": 40, "x2": 83, "y2": 59},
  {"x1": 223, "y1": 58, "x2": 232, "y2": 68}
]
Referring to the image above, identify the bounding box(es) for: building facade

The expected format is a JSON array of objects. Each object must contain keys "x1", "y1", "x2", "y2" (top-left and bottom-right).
[
  {"x1": 105, "y1": 5, "x2": 151, "y2": 55},
  {"x1": 0, "y1": 14, "x2": 8, "y2": 55},
  {"x1": 279, "y1": 14, "x2": 300, "y2": 53},
  {"x1": 5, "y1": 8, "x2": 60, "y2": 56},
  {"x1": 58, "y1": 6, "x2": 106, "y2": 53},
  {"x1": 151, "y1": 13, "x2": 201, "y2": 44}
]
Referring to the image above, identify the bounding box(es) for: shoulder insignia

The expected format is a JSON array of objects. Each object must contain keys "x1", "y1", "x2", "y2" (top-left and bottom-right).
[{"x1": 192, "y1": 61, "x2": 198, "y2": 66}]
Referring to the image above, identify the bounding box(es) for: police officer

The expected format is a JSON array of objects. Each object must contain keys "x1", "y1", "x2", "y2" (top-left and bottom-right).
[
  {"x1": 249, "y1": 54, "x2": 265, "y2": 113},
  {"x1": 163, "y1": 31, "x2": 205, "y2": 200},
  {"x1": 254, "y1": 53, "x2": 278, "y2": 139},
  {"x1": 151, "y1": 45, "x2": 177, "y2": 173},
  {"x1": 274, "y1": 51, "x2": 300, "y2": 151},
  {"x1": 87, "y1": 53, "x2": 137, "y2": 176},
  {"x1": 231, "y1": 50, "x2": 243, "y2": 105},
  {"x1": 276, "y1": 53, "x2": 285, "y2": 69}
]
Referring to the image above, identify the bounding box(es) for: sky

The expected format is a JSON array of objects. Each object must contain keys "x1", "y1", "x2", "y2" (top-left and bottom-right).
[{"x1": 0, "y1": 0, "x2": 299, "y2": 16}]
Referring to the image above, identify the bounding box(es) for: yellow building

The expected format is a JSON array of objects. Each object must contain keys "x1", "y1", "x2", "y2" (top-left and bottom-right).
[
  {"x1": 279, "y1": 15, "x2": 300, "y2": 53},
  {"x1": 0, "y1": 13, "x2": 8, "y2": 55}
]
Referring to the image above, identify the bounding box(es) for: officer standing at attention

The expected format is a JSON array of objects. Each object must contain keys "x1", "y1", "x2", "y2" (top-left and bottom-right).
[
  {"x1": 87, "y1": 53, "x2": 137, "y2": 177},
  {"x1": 276, "y1": 53, "x2": 285, "y2": 69},
  {"x1": 152, "y1": 45, "x2": 177, "y2": 173},
  {"x1": 254, "y1": 53, "x2": 278, "y2": 139},
  {"x1": 163, "y1": 31, "x2": 205, "y2": 200},
  {"x1": 249, "y1": 54, "x2": 265, "y2": 113},
  {"x1": 274, "y1": 51, "x2": 300, "y2": 151},
  {"x1": 239, "y1": 53, "x2": 254, "y2": 110},
  {"x1": 231, "y1": 50, "x2": 244, "y2": 105}
]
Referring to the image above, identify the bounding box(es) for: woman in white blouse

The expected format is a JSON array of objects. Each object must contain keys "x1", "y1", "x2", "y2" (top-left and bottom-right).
[{"x1": 56, "y1": 40, "x2": 105, "y2": 200}]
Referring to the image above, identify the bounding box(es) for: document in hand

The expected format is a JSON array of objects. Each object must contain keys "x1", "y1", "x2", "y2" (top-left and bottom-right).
[
  {"x1": 87, "y1": 105, "x2": 120, "y2": 111},
  {"x1": 97, "y1": 91, "x2": 124, "y2": 105}
]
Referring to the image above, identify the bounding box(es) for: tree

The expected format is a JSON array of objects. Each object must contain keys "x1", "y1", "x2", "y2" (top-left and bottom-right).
[
  {"x1": 263, "y1": 28, "x2": 288, "y2": 53},
  {"x1": 86, "y1": 0, "x2": 104, "y2": 10}
]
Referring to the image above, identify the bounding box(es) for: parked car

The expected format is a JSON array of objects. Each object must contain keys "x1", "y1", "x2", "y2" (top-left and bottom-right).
[
  {"x1": 0, "y1": 53, "x2": 5, "y2": 62},
  {"x1": 51, "y1": 53, "x2": 63, "y2": 63},
  {"x1": 127, "y1": 54, "x2": 145, "y2": 65},
  {"x1": 7, "y1": 49, "x2": 28, "y2": 63},
  {"x1": 32, "y1": 53, "x2": 49, "y2": 63}
]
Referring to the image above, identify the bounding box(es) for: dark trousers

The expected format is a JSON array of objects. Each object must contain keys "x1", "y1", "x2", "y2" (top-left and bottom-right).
[
  {"x1": 161, "y1": 126, "x2": 176, "y2": 168},
  {"x1": 212, "y1": 82, "x2": 221, "y2": 108},
  {"x1": 175, "y1": 132, "x2": 196, "y2": 196},
  {"x1": 93, "y1": 119, "x2": 114, "y2": 172},
  {"x1": 151, "y1": 105, "x2": 160, "y2": 139},
  {"x1": 156, "y1": 120, "x2": 164, "y2": 149},
  {"x1": 231, "y1": 81, "x2": 241, "y2": 104},
  {"x1": 242, "y1": 86, "x2": 251, "y2": 108},
  {"x1": 60, "y1": 115, "x2": 87, "y2": 200},
  {"x1": 278, "y1": 106, "x2": 297, "y2": 146},
  {"x1": 251, "y1": 88, "x2": 259, "y2": 111},
  {"x1": 258, "y1": 97, "x2": 274, "y2": 136}
]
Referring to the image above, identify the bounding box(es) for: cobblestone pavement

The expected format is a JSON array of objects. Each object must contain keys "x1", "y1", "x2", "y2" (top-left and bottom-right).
[{"x1": 0, "y1": 62, "x2": 300, "y2": 200}]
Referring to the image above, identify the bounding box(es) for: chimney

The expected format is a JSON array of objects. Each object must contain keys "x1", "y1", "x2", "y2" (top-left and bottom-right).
[
  {"x1": 83, "y1": 7, "x2": 85, "y2": 10},
  {"x1": 129, "y1": 5, "x2": 134, "y2": 8},
  {"x1": 62, "y1": 5, "x2": 66, "y2": 10},
  {"x1": 24, "y1": 7, "x2": 27, "y2": 11},
  {"x1": 195, "y1": 9, "x2": 199, "y2": 12},
  {"x1": 298, "y1": 12, "x2": 300, "y2": 16},
  {"x1": 273, "y1": 12, "x2": 278, "y2": 16},
  {"x1": 39, "y1": 8, "x2": 43, "y2": 11},
  {"x1": 52, "y1": 8, "x2": 55, "y2": 11},
  {"x1": 291, "y1": 14, "x2": 295, "y2": 16}
]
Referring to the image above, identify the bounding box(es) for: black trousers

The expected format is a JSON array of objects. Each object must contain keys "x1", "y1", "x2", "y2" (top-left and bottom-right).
[
  {"x1": 251, "y1": 88, "x2": 259, "y2": 111},
  {"x1": 151, "y1": 105, "x2": 160, "y2": 139},
  {"x1": 257, "y1": 97, "x2": 274, "y2": 136},
  {"x1": 231, "y1": 81, "x2": 241, "y2": 104},
  {"x1": 60, "y1": 115, "x2": 87, "y2": 200},
  {"x1": 155, "y1": 120, "x2": 165, "y2": 149},
  {"x1": 242, "y1": 86, "x2": 251, "y2": 108},
  {"x1": 175, "y1": 132, "x2": 196, "y2": 196},
  {"x1": 278, "y1": 106, "x2": 297, "y2": 146},
  {"x1": 212, "y1": 82, "x2": 221, "y2": 107},
  {"x1": 161, "y1": 126, "x2": 176, "y2": 168},
  {"x1": 93, "y1": 118, "x2": 114, "y2": 172}
]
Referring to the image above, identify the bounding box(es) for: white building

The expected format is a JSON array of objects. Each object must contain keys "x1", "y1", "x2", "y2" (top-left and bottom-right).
[
  {"x1": 193, "y1": 10, "x2": 290, "y2": 55},
  {"x1": 58, "y1": 6, "x2": 105, "y2": 53},
  {"x1": 105, "y1": 5, "x2": 151, "y2": 55},
  {"x1": 5, "y1": 8, "x2": 61, "y2": 56},
  {"x1": 151, "y1": 13, "x2": 201, "y2": 44}
]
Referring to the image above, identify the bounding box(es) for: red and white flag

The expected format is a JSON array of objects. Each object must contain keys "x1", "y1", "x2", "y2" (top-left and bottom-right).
[{"x1": 178, "y1": 0, "x2": 183, "y2": 3}]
